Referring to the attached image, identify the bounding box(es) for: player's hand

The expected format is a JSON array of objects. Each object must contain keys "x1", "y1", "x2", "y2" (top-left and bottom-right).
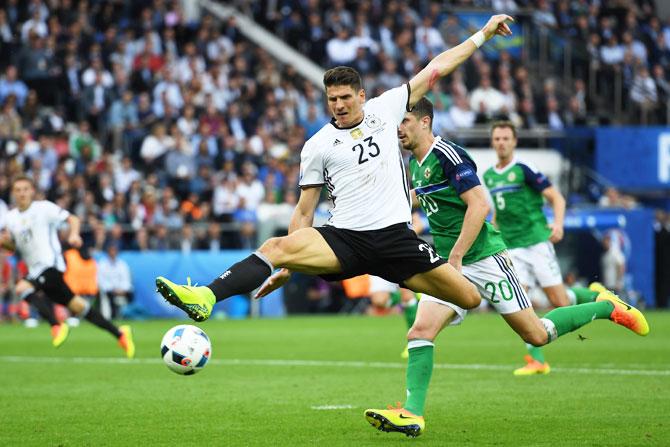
[
  {"x1": 547, "y1": 223, "x2": 564, "y2": 243},
  {"x1": 68, "y1": 233, "x2": 83, "y2": 248},
  {"x1": 255, "y1": 268, "x2": 291, "y2": 299},
  {"x1": 448, "y1": 254, "x2": 463, "y2": 273},
  {"x1": 481, "y1": 14, "x2": 514, "y2": 41}
]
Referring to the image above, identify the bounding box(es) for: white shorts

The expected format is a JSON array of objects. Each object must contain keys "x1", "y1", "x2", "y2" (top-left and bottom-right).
[
  {"x1": 417, "y1": 294, "x2": 468, "y2": 326},
  {"x1": 462, "y1": 251, "x2": 532, "y2": 315},
  {"x1": 509, "y1": 241, "x2": 563, "y2": 288},
  {"x1": 368, "y1": 275, "x2": 398, "y2": 294}
]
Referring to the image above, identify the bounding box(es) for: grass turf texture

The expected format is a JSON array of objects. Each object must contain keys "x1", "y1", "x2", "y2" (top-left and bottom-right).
[{"x1": 1, "y1": 312, "x2": 669, "y2": 446}]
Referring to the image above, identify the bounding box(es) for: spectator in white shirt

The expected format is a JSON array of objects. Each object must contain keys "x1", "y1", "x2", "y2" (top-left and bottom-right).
[
  {"x1": 600, "y1": 35, "x2": 625, "y2": 66},
  {"x1": 236, "y1": 163, "x2": 265, "y2": 212},
  {"x1": 469, "y1": 76, "x2": 506, "y2": 118},
  {"x1": 114, "y1": 156, "x2": 141, "y2": 194},
  {"x1": 97, "y1": 243, "x2": 133, "y2": 319},
  {"x1": 140, "y1": 123, "x2": 174, "y2": 168},
  {"x1": 449, "y1": 94, "x2": 476, "y2": 129},
  {"x1": 326, "y1": 27, "x2": 359, "y2": 65}
]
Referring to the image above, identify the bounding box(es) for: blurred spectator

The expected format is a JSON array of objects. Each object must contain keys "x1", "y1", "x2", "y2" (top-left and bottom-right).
[
  {"x1": 0, "y1": 66, "x2": 28, "y2": 108},
  {"x1": 630, "y1": 66, "x2": 658, "y2": 123},
  {"x1": 600, "y1": 231, "x2": 626, "y2": 295},
  {"x1": 140, "y1": 122, "x2": 174, "y2": 169},
  {"x1": 97, "y1": 243, "x2": 133, "y2": 320},
  {"x1": 469, "y1": 76, "x2": 505, "y2": 121}
]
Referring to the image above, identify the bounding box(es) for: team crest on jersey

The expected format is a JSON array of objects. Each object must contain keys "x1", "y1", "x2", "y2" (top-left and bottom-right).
[
  {"x1": 350, "y1": 128, "x2": 363, "y2": 140},
  {"x1": 364, "y1": 114, "x2": 381, "y2": 129},
  {"x1": 507, "y1": 172, "x2": 516, "y2": 181},
  {"x1": 424, "y1": 167, "x2": 431, "y2": 179}
]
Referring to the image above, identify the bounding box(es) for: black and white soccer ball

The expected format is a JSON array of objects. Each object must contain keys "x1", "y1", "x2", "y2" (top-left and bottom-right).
[{"x1": 160, "y1": 324, "x2": 212, "y2": 375}]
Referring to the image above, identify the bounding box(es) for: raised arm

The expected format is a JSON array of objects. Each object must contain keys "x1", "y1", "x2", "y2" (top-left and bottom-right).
[{"x1": 408, "y1": 14, "x2": 513, "y2": 108}]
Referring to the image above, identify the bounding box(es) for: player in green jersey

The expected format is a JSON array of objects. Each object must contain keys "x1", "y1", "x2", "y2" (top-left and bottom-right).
[
  {"x1": 483, "y1": 121, "x2": 602, "y2": 375},
  {"x1": 364, "y1": 98, "x2": 649, "y2": 438}
]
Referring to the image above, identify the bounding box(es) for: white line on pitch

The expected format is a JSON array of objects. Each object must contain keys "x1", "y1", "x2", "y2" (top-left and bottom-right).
[
  {"x1": 311, "y1": 405, "x2": 356, "y2": 410},
  {"x1": 0, "y1": 356, "x2": 668, "y2": 377}
]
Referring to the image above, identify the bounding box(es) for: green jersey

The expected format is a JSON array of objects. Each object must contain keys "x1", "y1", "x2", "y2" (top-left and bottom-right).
[
  {"x1": 483, "y1": 158, "x2": 552, "y2": 249},
  {"x1": 410, "y1": 136, "x2": 506, "y2": 265}
]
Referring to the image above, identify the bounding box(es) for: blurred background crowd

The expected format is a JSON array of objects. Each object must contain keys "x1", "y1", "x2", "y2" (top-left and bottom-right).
[{"x1": 0, "y1": 0, "x2": 668, "y2": 315}]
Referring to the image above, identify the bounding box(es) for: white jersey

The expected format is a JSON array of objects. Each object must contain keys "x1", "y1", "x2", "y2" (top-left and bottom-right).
[
  {"x1": 299, "y1": 85, "x2": 412, "y2": 230},
  {"x1": 5, "y1": 200, "x2": 70, "y2": 278}
]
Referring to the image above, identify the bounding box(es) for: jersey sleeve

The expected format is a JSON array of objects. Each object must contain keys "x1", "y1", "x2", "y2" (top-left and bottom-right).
[
  {"x1": 518, "y1": 161, "x2": 551, "y2": 192},
  {"x1": 368, "y1": 84, "x2": 411, "y2": 125},
  {"x1": 298, "y1": 141, "x2": 325, "y2": 188},
  {"x1": 433, "y1": 142, "x2": 481, "y2": 195},
  {"x1": 42, "y1": 201, "x2": 70, "y2": 224}
]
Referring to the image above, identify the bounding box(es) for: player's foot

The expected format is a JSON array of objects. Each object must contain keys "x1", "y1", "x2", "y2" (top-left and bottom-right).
[
  {"x1": 513, "y1": 355, "x2": 551, "y2": 376},
  {"x1": 118, "y1": 325, "x2": 135, "y2": 359},
  {"x1": 596, "y1": 290, "x2": 649, "y2": 336},
  {"x1": 155, "y1": 276, "x2": 215, "y2": 322},
  {"x1": 364, "y1": 404, "x2": 425, "y2": 438},
  {"x1": 51, "y1": 323, "x2": 70, "y2": 348},
  {"x1": 588, "y1": 281, "x2": 606, "y2": 293},
  {"x1": 400, "y1": 347, "x2": 409, "y2": 359}
]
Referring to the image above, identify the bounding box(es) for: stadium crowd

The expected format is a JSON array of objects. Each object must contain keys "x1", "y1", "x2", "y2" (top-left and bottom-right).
[{"x1": 0, "y1": 1, "x2": 668, "y2": 312}]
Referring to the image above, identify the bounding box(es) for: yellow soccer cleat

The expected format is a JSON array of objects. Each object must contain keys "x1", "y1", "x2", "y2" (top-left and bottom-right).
[
  {"x1": 588, "y1": 282, "x2": 607, "y2": 293},
  {"x1": 364, "y1": 404, "x2": 425, "y2": 438},
  {"x1": 596, "y1": 290, "x2": 649, "y2": 336},
  {"x1": 51, "y1": 323, "x2": 70, "y2": 348},
  {"x1": 118, "y1": 325, "x2": 136, "y2": 359},
  {"x1": 155, "y1": 276, "x2": 215, "y2": 322},
  {"x1": 513, "y1": 355, "x2": 551, "y2": 376},
  {"x1": 400, "y1": 347, "x2": 409, "y2": 359}
]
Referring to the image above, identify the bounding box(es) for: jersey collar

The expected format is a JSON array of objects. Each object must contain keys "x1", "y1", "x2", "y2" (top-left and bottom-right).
[
  {"x1": 493, "y1": 156, "x2": 517, "y2": 174},
  {"x1": 415, "y1": 135, "x2": 442, "y2": 167},
  {"x1": 329, "y1": 115, "x2": 364, "y2": 130}
]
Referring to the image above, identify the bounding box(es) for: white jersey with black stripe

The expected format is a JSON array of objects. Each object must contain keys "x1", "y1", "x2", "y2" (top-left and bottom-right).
[
  {"x1": 299, "y1": 84, "x2": 412, "y2": 230},
  {"x1": 5, "y1": 200, "x2": 70, "y2": 278}
]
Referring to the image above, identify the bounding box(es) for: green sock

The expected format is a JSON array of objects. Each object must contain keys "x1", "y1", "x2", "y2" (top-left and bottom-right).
[
  {"x1": 404, "y1": 340, "x2": 434, "y2": 416},
  {"x1": 402, "y1": 298, "x2": 418, "y2": 329},
  {"x1": 389, "y1": 291, "x2": 401, "y2": 307},
  {"x1": 569, "y1": 287, "x2": 599, "y2": 304},
  {"x1": 541, "y1": 301, "x2": 614, "y2": 340},
  {"x1": 525, "y1": 343, "x2": 545, "y2": 363}
]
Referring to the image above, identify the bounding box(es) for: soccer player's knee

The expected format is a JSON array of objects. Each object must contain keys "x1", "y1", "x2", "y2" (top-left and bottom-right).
[
  {"x1": 461, "y1": 283, "x2": 481, "y2": 309},
  {"x1": 260, "y1": 236, "x2": 290, "y2": 258},
  {"x1": 522, "y1": 330, "x2": 548, "y2": 347},
  {"x1": 407, "y1": 322, "x2": 438, "y2": 341}
]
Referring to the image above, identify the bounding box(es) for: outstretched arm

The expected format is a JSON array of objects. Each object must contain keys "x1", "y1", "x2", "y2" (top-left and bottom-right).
[{"x1": 408, "y1": 14, "x2": 514, "y2": 108}]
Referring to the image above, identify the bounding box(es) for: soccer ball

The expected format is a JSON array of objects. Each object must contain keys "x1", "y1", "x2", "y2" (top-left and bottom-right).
[{"x1": 160, "y1": 324, "x2": 212, "y2": 375}]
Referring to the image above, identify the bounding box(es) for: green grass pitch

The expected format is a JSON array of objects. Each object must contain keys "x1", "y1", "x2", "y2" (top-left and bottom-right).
[{"x1": 1, "y1": 311, "x2": 669, "y2": 446}]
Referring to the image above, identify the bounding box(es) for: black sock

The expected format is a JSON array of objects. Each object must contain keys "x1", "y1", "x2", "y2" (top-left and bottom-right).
[
  {"x1": 84, "y1": 307, "x2": 122, "y2": 338},
  {"x1": 24, "y1": 293, "x2": 59, "y2": 326},
  {"x1": 207, "y1": 253, "x2": 273, "y2": 302}
]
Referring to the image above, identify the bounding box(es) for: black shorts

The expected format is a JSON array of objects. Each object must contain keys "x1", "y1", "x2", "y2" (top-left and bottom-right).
[
  {"x1": 315, "y1": 223, "x2": 446, "y2": 285},
  {"x1": 28, "y1": 268, "x2": 75, "y2": 305}
]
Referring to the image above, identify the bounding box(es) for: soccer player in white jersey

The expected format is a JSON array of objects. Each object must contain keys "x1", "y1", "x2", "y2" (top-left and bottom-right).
[
  {"x1": 154, "y1": 16, "x2": 515, "y2": 326},
  {"x1": 1, "y1": 176, "x2": 135, "y2": 358}
]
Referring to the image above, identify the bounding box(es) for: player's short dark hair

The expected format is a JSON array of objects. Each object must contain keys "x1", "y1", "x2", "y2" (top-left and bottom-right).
[
  {"x1": 12, "y1": 174, "x2": 35, "y2": 188},
  {"x1": 409, "y1": 97, "x2": 434, "y2": 129},
  {"x1": 323, "y1": 66, "x2": 362, "y2": 92},
  {"x1": 491, "y1": 120, "x2": 517, "y2": 139}
]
